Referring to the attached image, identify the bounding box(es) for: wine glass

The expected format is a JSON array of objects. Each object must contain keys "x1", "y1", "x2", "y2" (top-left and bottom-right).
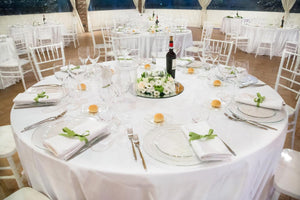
[
  {"x1": 235, "y1": 59, "x2": 250, "y2": 84},
  {"x1": 78, "y1": 46, "x2": 89, "y2": 66}
]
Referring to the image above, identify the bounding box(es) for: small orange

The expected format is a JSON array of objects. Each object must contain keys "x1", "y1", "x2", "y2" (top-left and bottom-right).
[
  {"x1": 211, "y1": 99, "x2": 221, "y2": 108},
  {"x1": 187, "y1": 68, "x2": 194, "y2": 74},
  {"x1": 213, "y1": 80, "x2": 222, "y2": 87},
  {"x1": 78, "y1": 83, "x2": 87, "y2": 91},
  {"x1": 88, "y1": 104, "x2": 98, "y2": 113},
  {"x1": 132, "y1": 29, "x2": 135, "y2": 33},
  {"x1": 144, "y1": 64, "x2": 151, "y2": 70}
]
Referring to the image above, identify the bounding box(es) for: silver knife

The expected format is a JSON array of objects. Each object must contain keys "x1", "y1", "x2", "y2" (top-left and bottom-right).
[
  {"x1": 14, "y1": 102, "x2": 58, "y2": 109},
  {"x1": 66, "y1": 133, "x2": 110, "y2": 161},
  {"x1": 217, "y1": 136, "x2": 237, "y2": 156}
]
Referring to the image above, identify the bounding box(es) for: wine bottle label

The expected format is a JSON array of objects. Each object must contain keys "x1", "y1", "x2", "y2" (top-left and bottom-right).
[{"x1": 172, "y1": 59, "x2": 176, "y2": 70}]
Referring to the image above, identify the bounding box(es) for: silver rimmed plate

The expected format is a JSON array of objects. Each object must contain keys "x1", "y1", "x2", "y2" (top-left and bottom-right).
[
  {"x1": 227, "y1": 102, "x2": 286, "y2": 123},
  {"x1": 31, "y1": 117, "x2": 97, "y2": 150},
  {"x1": 143, "y1": 125, "x2": 200, "y2": 166}
]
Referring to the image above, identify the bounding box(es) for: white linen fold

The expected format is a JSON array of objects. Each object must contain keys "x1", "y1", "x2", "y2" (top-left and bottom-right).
[
  {"x1": 43, "y1": 119, "x2": 108, "y2": 160},
  {"x1": 235, "y1": 90, "x2": 283, "y2": 110},
  {"x1": 13, "y1": 92, "x2": 63, "y2": 105},
  {"x1": 181, "y1": 122, "x2": 232, "y2": 161}
]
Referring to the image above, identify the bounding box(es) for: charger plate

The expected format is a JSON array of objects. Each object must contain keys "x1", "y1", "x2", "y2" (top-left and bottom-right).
[
  {"x1": 143, "y1": 125, "x2": 200, "y2": 166},
  {"x1": 227, "y1": 102, "x2": 286, "y2": 123}
]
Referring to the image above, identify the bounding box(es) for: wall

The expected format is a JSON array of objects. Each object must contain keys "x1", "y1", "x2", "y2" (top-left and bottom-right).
[{"x1": 0, "y1": 9, "x2": 299, "y2": 35}]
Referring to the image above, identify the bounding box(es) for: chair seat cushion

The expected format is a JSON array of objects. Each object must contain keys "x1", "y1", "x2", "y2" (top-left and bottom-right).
[
  {"x1": 0, "y1": 125, "x2": 16, "y2": 158},
  {"x1": 0, "y1": 58, "x2": 30, "y2": 67},
  {"x1": 4, "y1": 187, "x2": 50, "y2": 200}
]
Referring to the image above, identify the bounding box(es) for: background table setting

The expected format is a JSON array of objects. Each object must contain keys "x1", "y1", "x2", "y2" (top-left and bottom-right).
[{"x1": 10, "y1": 57, "x2": 288, "y2": 200}]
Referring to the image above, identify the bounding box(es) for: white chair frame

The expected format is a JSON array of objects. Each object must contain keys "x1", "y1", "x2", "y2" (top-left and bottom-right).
[
  {"x1": 30, "y1": 42, "x2": 65, "y2": 80},
  {"x1": 275, "y1": 50, "x2": 300, "y2": 149},
  {"x1": 255, "y1": 28, "x2": 276, "y2": 60},
  {"x1": 111, "y1": 35, "x2": 141, "y2": 61}
]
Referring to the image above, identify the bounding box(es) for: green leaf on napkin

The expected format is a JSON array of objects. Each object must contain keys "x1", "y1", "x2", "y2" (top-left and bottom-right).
[
  {"x1": 71, "y1": 66, "x2": 80, "y2": 70},
  {"x1": 59, "y1": 127, "x2": 90, "y2": 144},
  {"x1": 189, "y1": 129, "x2": 217, "y2": 142},
  {"x1": 34, "y1": 91, "x2": 49, "y2": 103},
  {"x1": 254, "y1": 92, "x2": 265, "y2": 107}
]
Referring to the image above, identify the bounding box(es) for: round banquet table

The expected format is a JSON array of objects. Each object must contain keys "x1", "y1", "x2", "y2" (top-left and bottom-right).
[
  {"x1": 11, "y1": 61, "x2": 288, "y2": 200},
  {"x1": 112, "y1": 29, "x2": 193, "y2": 58},
  {"x1": 9, "y1": 24, "x2": 63, "y2": 47},
  {"x1": 220, "y1": 17, "x2": 250, "y2": 34},
  {"x1": 240, "y1": 25, "x2": 299, "y2": 57}
]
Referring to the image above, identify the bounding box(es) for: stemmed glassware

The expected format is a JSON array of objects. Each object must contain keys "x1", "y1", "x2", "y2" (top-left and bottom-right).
[{"x1": 78, "y1": 46, "x2": 89, "y2": 66}]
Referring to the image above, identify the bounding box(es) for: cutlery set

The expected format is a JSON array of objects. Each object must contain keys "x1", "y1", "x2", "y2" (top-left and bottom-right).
[
  {"x1": 127, "y1": 128, "x2": 147, "y2": 171},
  {"x1": 224, "y1": 112, "x2": 277, "y2": 130}
]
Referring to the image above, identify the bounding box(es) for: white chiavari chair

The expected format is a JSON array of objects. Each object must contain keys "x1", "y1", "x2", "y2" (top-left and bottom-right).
[
  {"x1": 36, "y1": 26, "x2": 53, "y2": 46},
  {"x1": 0, "y1": 37, "x2": 38, "y2": 90},
  {"x1": 111, "y1": 35, "x2": 141, "y2": 61},
  {"x1": 255, "y1": 28, "x2": 276, "y2": 60},
  {"x1": 30, "y1": 42, "x2": 65, "y2": 80},
  {"x1": 229, "y1": 19, "x2": 249, "y2": 53},
  {"x1": 274, "y1": 50, "x2": 300, "y2": 149},
  {"x1": 202, "y1": 39, "x2": 234, "y2": 66},
  {"x1": 192, "y1": 22, "x2": 214, "y2": 47},
  {"x1": 62, "y1": 20, "x2": 79, "y2": 48}
]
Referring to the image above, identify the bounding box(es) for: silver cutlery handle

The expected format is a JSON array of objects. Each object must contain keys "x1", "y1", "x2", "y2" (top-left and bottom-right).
[
  {"x1": 136, "y1": 145, "x2": 147, "y2": 171},
  {"x1": 130, "y1": 139, "x2": 137, "y2": 160},
  {"x1": 21, "y1": 117, "x2": 54, "y2": 132},
  {"x1": 243, "y1": 120, "x2": 268, "y2": 130}
]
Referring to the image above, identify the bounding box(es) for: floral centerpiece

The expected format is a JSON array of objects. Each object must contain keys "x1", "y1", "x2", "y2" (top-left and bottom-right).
[
  {"x1": 136, "y1": 71, "x2": 176, "y2": 97},
  {"x1": 147, "y1": 24, "x2": 162, "y2": 33}
]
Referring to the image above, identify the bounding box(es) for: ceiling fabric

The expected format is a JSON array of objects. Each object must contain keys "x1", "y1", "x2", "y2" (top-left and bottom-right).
[
  {"x1": 70, "y1": 0, "x2": 84, "y2": 33},
  {"x1": 133, "y1": 0, "x2": 145, "y2": 14},
  {"x1": 198, "y1": 0, "x2": 212, "y2": 27},
  {"x1": 281, "y1": 0, "x2": 296, "y2": 19}
]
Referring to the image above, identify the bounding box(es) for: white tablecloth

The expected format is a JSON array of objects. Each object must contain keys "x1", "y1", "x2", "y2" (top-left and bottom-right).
[
  {"x1": 9, "y1": 24, "x2": 63, "y2": 47},
  {"x1": 11, "y1": 62, "x2": 288, "y2": 200},
  {"x1": 220, "y1": 17, "x2": 250, "y2": 34},
  {"x1": 240, "y1": 25, "x2": 299, "y2": 57},
  {"x1": 113, "y1": 30, "x2": 193, "y2": 58}
]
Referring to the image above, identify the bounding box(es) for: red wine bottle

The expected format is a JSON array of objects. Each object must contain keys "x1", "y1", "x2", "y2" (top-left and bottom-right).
[
  {"x1": 166, "y1": 36, "x2": 176, "y2": 78},
  {"x1": 280, "y1": 16, "x2": 284, "y2": 28}
]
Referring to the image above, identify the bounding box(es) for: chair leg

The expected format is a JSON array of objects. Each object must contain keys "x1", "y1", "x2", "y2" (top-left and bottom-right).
[
  {"x1": 255, "y1": 47, "x2": 259, "y2": 58},
  {"x1": 271, "y1": 190, "x2": 280, "y2": 200},
  {"x1": 7, "y1": 156, "x2": 24, "y2": 188}
]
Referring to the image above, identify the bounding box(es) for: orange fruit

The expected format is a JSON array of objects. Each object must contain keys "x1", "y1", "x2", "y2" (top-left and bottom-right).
[
  {"x1": 187, "y1": 68, "x2": 194, "y2": 74},
  {"x1": 213, "y1": 80, "x2": 222, "y2": 87},
  {"x1": 144, "y1": 64, "x2": 151, "y2": 69},
  {"x1": 154, "y1": 113, "x2": 164, "y2": 123},
  {"x1": 88, "y1": 104, "x2": 98, "y2": 113},
  {"x1": 78, "y1": 83, "x2": 86, "y2": 91},
  {"x1": 211, "y1": 100, "x2": 221, "y2": 108}
]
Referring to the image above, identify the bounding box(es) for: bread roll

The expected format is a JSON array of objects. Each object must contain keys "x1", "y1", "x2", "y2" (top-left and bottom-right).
[
  {"x1": 154, "y1": 113, "x2": 164, "y2": 123},
  {"x1": 211, "y1": 100, "x2": 221, "y2": 108}
]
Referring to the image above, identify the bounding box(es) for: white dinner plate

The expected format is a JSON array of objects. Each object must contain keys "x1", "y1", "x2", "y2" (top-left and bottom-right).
[
  {"x1": 143, "y1": 125, "x2": 200, "y2": 166},
  {"x1": 227, "y1": 102, "x2": 286, "y2": 123},
  {"x1": 31, "y1": 117, "x2": 97, "y2": 150},
  {"x1": 237, "y1": 104, "x2": 276, "y2": 118}
]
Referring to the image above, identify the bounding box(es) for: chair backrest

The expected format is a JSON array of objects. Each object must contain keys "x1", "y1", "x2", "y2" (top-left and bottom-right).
[
  {"x1": 284, "y1": 41, "x2": 299, "y2": 54},
  {"x1": 203, "y1": 39, "x2": 233, "y2": 65},
  {"x1": 101, "y1": 27, "x2": 112, "y2": 47},
  {"x1": 275, "y1": 50, "x2": 300, "y2": 111},
  {"x1": 201, "y1": 23, "x2": 214, "y2": 41},
  {"x1": 111, "y1": 35, "x2": 141, "y2": 60},
  {"x1": 30, "y1": 42, "x2": 65, "y2": 80}
]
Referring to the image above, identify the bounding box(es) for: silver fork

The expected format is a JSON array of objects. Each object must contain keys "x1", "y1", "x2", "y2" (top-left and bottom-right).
[
  {"x1": 231, "y1": 113, "x2": 277, "y2": 131},
  {"x1": 21, "y1": 110, "x2": 67, "y2": 132},
  {"x1": 133, "y1": 135, "x2": 147, "y2": 171},
  {"x1": 224, "y1": 113, "x2": 268, "y2": 130},
  {"x1": 127, "y1": 128, "x2": 137, "y2": 161}
]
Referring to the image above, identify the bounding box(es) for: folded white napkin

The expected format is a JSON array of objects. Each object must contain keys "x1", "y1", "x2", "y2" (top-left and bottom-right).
[
  {"x1": 176, "y1": 57, "x2": 194, "y2": 66},
  {"x1": 61, "y1": 64, "x2": 85, "y2": 73},
  {"x1": 13, "y1": 92, "x2": 63, "y2": 105},
  {"x1": 33, "y1": 76, "x2": 62, "y2": 87},
  {"x1": 235, "y1": 92, "x2": 283, "y2": 110},
  {"x1": 181, "y1": 122, "x2": 232, "y2": 161},
  {"x1": 43, "y1": 119, "x2": 108, "y2": 160}
]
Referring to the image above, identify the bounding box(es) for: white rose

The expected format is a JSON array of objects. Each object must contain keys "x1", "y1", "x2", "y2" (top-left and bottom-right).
[
  {"x1": 155, "y1": 80, "x2": 162, "y2": 86},
  {"x1": 141, "y1": 88, "x2": 146, "y2": 93},
  {"x1": 163, "y1": 88, "x2": 170, "y2": 94},
  {"x1": 154, "y1": 91, "x2": 160, "y2": 97},
  {"x1": 138, "y1": 82, "x2": 145, "y2": 90}
]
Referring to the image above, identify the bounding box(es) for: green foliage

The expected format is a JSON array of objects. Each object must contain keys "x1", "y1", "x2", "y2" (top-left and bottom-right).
[
  {"x1": 59, "y1": 127, "x2": 90, "y2": 144},
  {"x1": 189, "y1": 129, "x2": 217, "y2": 142},
  {"x1": 34, "y1": 91, "x2": 49, "y2": 103}
]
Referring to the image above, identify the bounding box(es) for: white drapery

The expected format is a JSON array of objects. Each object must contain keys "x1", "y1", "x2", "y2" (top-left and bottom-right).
[
  {"x1": 133, "y1": 0, "x2": 145, "y2": 14},
  {"x1": 70, "y1": 0, "x2": 84, "y2": 33},
  {"x1": 86, "y1": 0, "x2": 91, "y2": 31},
  {"x1": 198, "y1": 0, "x2": 212, "y2": 27},
  {"x1": 281, "y1": 0, "x2": 296, "y2": 19}
]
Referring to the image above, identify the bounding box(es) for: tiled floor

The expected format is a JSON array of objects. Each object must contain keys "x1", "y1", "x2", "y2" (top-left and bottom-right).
[{"x1": 0, "y1": 27, "x2": 299, "y2": 199}]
